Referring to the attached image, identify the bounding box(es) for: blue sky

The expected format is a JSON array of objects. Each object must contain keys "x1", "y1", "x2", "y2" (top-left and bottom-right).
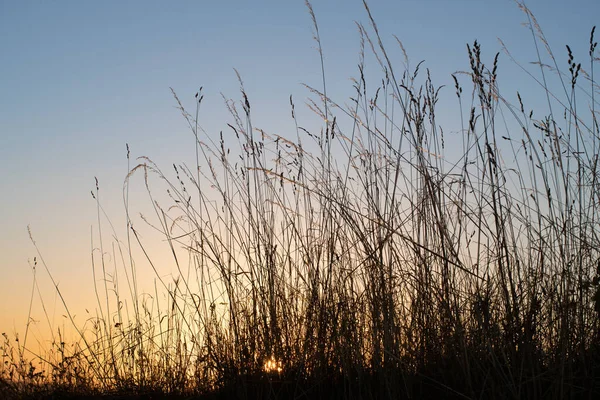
[{"x1": 1, "y1": 0, "x2": 598, "y2": 339}]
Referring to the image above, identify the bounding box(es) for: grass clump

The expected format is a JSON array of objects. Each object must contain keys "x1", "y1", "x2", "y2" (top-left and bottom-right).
[{"x1": 3, "y1": 1, "x2": 600, "y2": 399}]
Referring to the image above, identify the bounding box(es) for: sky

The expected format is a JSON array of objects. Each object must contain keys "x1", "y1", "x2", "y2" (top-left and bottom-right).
[{"x1": 1, "y1": 0, "x2": 598, "y2": 348}]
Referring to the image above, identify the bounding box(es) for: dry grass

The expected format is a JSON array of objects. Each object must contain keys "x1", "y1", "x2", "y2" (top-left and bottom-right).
[{"x1": 2, "y1": 1, "x2": 600, "y2": 399}]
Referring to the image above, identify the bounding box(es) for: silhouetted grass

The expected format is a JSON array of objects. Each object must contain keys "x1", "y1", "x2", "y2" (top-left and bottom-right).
[{"x1": 3, "y1": 1, "x2": 600, "y2": 399}]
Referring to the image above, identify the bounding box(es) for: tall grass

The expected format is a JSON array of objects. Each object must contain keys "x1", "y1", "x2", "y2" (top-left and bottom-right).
[{"x1": 2, "y1": 1, "x2": 600, "y2": 399}]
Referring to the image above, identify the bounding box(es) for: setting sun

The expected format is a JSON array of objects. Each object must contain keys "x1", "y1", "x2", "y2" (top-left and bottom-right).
[{"x1": 263, "y1": 356, "x2": 283, "y2": 374}]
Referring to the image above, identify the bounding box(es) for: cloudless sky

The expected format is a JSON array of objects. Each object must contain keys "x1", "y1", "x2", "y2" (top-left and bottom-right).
[{"x1": 1, "y1": 0, "x2": 598, "y2": 344}]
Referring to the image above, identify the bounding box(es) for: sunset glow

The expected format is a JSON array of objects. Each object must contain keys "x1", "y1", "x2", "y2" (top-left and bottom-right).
[{"x1": 263, "y1": 356, "x2": 283, "y2": 374}]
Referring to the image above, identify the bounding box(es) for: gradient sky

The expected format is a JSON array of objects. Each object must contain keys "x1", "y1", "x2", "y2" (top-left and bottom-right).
[{"x1": 1, "y1": 0, "x2": 598, "y2": 346}]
